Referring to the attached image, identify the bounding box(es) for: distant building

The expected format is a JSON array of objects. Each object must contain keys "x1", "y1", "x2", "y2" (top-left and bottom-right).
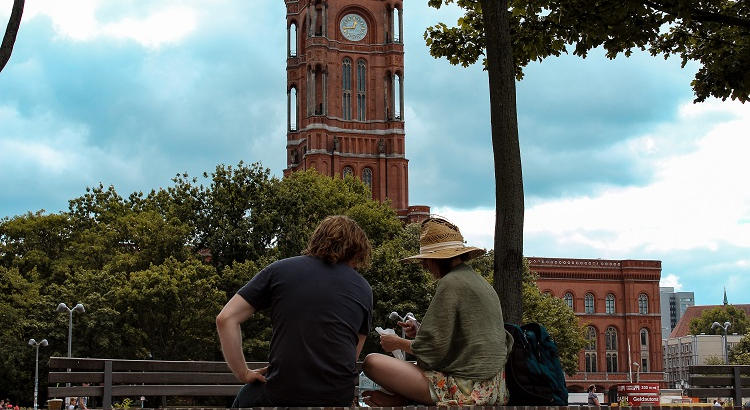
[
  {"x1": 660, "y1": 287, "x2": 695, "y2": 340},
  {"x1": 663, "y1": 333, "x2": 743, "y2": 388},
  {"x1": 662, "y1": 302, "x2": 750, "y2": 388},
  {"x1": 529, "y1": 257, "x2": 665, "y2": 394}
]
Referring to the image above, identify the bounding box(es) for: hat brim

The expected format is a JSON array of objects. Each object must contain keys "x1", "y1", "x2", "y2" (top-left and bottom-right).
[{"x1": 401, "y1": 246, "x2": 486, "y2": 263}]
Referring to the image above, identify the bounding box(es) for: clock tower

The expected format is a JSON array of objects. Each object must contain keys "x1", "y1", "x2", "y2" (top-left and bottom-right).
[{"x1": 284, "y1": 0, "x2": 427, "y2": 221}]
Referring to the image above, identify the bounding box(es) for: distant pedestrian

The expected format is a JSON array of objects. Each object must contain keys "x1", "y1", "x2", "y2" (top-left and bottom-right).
[
  {"x1": 714, "y1": 399, "x2": 722, "y2": 407},
  {"x1": 588, "y1": 385, "x2": 600, "y2": 406}
]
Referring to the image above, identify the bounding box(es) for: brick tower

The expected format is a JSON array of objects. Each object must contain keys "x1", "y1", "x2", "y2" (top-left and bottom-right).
[{"x1": 283, "y1": 0, "x2": 427, "y2": 221}]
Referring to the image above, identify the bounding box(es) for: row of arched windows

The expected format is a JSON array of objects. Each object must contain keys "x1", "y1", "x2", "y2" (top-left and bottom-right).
[
  {"x1": 560, "y1": 291, "x2": 650, "y2": 314},
  {"x1": 288, "y1": 61, "x2": 403, "y2": 129},
  {"x1": 584, "y1": 326, "x2": 651, "y2": 373},
  {"x1": 285, "y1": 4, "x2": 404, "y2": 54},
  {"x1": 342, "y1": 166, "x2": 372, "y2": 189}
]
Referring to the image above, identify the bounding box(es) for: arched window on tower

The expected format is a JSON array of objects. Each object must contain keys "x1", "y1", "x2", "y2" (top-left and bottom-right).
[
  {"x1": 343, "y1": 166, "x2": 353, "y2": 178},
  {"x1": 564, "y1": 292, "x2": 574, "y2": 310},
  {"x1": 288, "y1": 86, "x2": 298, "y2": 131},
  {"x1": 606, "y1": 327, "x2": 618, "y2": 372},
  {"x1": 357, "y1": 59, "x2": 366, "y2": 121},
  {"x1": 640, "y1": 328, "x2": 650, "y2": 372},
  {"x1": 342, "y1": 58, "x2": 352, "y2": 120},
  {"x1": 639, "y1": 293, "x2": 649, "y2": 314},
  {"x1": 585, "y1": 326, "x2": 597, "y2": 372},
  {"x1": 394, "y1": 73, "x2": 403, "y2": 120},
  {"x1": 393, "y1": 7, "x2": 401, "y2": 42},
  {"x1": 362, "y1": 167, "x2": 372, "y2": 190},
  {"x1": 288, "y1": 22, "x2": 297, "y2": 57},
  {"x1": 585, "y1": 292, "x2": 595, "y2": 314},
  {"x1": 606, "y1": 293, "x2": 616, "y2": 314}
]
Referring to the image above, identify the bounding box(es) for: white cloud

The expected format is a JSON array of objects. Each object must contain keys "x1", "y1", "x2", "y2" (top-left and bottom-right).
[
  {"x1": 2, "y1": 0, "x2": 197, "y2": 49},
  {"x1": 524, "y1": 99, "x2": 750, "y2": 254},
  {"x1": 431, "y1": 99, "x2": 750, "y2": 258},
  {"x1": 660, "y1": 274, "x2": 683, "y2": 290}
]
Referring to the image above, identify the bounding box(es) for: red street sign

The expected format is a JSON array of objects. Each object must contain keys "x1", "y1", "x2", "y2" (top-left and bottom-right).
[{"x1": 617, "y1": 383, "x2": 661, "y2": 406}]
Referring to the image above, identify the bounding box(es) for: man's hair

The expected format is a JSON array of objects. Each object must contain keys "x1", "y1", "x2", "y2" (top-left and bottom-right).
[{"x1": 303, "y1": 215, "x2": 371, "y2": 269}]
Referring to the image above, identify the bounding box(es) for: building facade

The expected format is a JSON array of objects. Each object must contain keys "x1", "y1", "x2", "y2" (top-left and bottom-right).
[
  {"x1": 663, "y1": 333, "x2": 743, "y2": 388},
  {"x1": 529, "y1": 257, "x2": 665, "y2": 393},
  {"x1": 283, "y1": 0, "x2": 427, "y2": 221},
  {"x1": 660, "y1": 287, "x2": 695, "y2": 341}
]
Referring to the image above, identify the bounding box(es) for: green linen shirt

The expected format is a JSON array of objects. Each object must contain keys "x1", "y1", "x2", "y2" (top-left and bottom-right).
[{"x1": 411, "y1": 263, "x2": 511, "y2": 380}]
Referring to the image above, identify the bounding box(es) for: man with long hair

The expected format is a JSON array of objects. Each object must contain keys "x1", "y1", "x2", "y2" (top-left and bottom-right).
[{"x1": 216, "y1": 215, "x2": 373, "y2": 407}]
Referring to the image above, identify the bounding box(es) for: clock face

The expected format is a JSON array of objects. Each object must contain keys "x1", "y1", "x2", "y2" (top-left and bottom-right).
[{"x1": 339, "y1": 13, "x2": 367, "y2": 41}]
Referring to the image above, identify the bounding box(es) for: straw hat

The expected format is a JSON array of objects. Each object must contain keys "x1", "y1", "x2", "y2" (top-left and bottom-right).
[{"x1": 402, "y1": 217, "x2": 486, "y2": 262}]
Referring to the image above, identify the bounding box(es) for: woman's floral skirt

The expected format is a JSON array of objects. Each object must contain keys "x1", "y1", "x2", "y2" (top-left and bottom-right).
[{"x1": 423, "y1": 369, "x2": 508, "y2": 406}]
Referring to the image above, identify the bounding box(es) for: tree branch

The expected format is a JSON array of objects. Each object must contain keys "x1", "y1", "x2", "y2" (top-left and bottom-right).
[
  {"x1": 0, "y1": 0, "x2": 25, "y2": 73},
  {"x1": 641, "y1": 0, "x2": 750, "y2": 29}
]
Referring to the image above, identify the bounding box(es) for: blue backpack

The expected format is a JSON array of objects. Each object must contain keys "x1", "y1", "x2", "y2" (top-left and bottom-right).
[{"x1": 504, "y1": 322, "x2": 568, "y2": 405}]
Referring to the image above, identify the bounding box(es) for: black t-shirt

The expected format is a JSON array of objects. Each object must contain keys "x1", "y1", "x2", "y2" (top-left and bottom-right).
[{"x1": 237, "y1": 255, "x2": 373, "y2": 406}]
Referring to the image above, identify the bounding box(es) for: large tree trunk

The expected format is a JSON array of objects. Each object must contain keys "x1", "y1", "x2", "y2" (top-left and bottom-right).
[
  {"x1": 480, "y1": 0, "x2": 524, "y2": 324},
  {"x1": 0, "y1": 0, "x2": 25, "y2": 73}
]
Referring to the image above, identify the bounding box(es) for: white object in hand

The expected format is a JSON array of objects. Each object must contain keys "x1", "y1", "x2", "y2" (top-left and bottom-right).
[{"x1": 375, "y1": 327, "x2": 405, "y2": 360}]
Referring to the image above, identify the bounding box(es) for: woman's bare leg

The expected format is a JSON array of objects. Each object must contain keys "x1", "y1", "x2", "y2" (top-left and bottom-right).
[{"x1": 362, "y1": 353, "x2": 434, "y2": 405}]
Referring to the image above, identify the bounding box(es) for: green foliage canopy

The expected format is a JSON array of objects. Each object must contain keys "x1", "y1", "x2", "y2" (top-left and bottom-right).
[
  {"x1": 689, "y1": 305, "x2": 750, "y2": 335},
  {"x1": 425, "y1": 0, "x2": 750, "y2": 102}
]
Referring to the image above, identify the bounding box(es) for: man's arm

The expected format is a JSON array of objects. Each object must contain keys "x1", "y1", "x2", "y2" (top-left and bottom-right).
[
  {"x1": 216, "y1": 294, "x2": 266, "y2": 383},
  {"x1": 356, "y1": 334, "x2": 366, "y2": 359}
]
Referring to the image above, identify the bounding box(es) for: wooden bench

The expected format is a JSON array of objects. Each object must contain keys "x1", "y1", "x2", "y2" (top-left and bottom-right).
[
  {"x1": 48, "y1": 357, "x2": 268, "y2": 409},
  {"x1": 686, "y1": 365, "x2": 750, "y2": 405}
]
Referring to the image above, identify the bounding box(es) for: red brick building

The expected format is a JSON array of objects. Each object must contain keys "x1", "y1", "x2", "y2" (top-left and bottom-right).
[
  {"x1": 283, "y1": 0, "x2": 428, "y2": 222},
  {"x1": 529, "y1": 257, "x2": 665, "y2": 393}
]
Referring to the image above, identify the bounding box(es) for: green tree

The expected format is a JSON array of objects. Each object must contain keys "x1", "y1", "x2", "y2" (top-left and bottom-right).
[
  {"x1": 704, "y1": 355, "x2": 725, "y2": 365},
  {"x1": 729, "y1": 333, "x2": 750, "y2": 365},
  {"x1": 689, "y1": 305, "x2": 750, "y2": 335},
  {"x1": 425, "y1": 0, "x2": 750, "y2": 322},
  {"x1": 0, "y1": 0, "x2": 24, "y2": 73}
]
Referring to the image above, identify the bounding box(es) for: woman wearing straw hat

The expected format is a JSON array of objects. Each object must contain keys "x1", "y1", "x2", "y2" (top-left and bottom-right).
[{"x1": 362, "y1": 217, "x2": 512, "y2": 406}]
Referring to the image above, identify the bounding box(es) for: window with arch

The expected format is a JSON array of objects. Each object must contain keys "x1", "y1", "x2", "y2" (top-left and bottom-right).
[
  {"x1": 288, "y1": 86, "x2": 298, "y2": 131},
  {"x1": 606, "y1": 327, "x2": 618, "y2": 372},
  {"x1": 342, "y1": 166, "x2": 353, "y2": 177},
  {"x1": 342, "y1": 58, "x2": 352, "y2": 120},
  {"x1": 357, "y1": 59, "x2": 366, "y2": 121},
  {"x1": 585, "y1": 292, "x2": 595, "y2": 314},
  {"x1": 606, "y1": 293, "x2": 616, "y2": 314},
  {"x1": 362, "y1": 168, "x2": 372, "y2": 190},
  {"x1": 564, "y1": 292, "x2": 574, "y2": 310},
  {"x1": 638, "y1": 293, "x2": 649, "y2": 314},
  {"x1": 394, "y1": 73, "x2": 403, "y2": 119},
  {"x1": 288, "y1": 22, "x2": 297, "y2": 57},
  {"x1": 640, "y1": 328, "x2": 650, "y2": 372},
  {"x1": 585, "y1": 326, "x2": 597, "y2": 372}
]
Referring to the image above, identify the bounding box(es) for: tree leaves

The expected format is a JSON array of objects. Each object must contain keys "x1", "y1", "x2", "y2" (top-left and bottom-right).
[{"x1": 425, "y1": 0, "x2": 750, "y2": 101}]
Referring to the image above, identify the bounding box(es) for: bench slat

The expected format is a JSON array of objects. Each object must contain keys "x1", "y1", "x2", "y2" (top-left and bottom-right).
[
  {"x1": 49, "y1": 357, "x2": 267, "y2": 372},
  {"x1": 50, "y1": 385, "x2": 242, "y2": 397},
  {"x1": 686, "y1": 387, "x2": 750, "y2": 397},
  {"x1": 688, "y1": 375, "x2": 750, "y2": 386},
  {"x1": 49, "y1": 371, "x2": 241, "y2": 384},
  {"x1": 689, "y1": 365, "x2": 750, "y2": 375}
]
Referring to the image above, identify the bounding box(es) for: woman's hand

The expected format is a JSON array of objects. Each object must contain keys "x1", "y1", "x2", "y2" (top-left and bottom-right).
[
  {"x1": 397, "y1": 319, "x2": 419, "y2": 338},
  {"x1": 240, "y1": 366, "x2": 268, "y2": 383},
  {"x1": 380, "y1": 333, "x2": 410, "y2": 353}
]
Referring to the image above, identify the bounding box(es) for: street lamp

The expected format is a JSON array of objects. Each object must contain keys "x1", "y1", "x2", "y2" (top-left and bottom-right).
[
  {"x1": 28, "y1": 338, "x2": 48, "y2": 410},
  {"x1": 712, "y1": 321, "x2": 731, "y2": 364},
  {"x1": 633, "y1": 362, "x2": 641, "y2": 383},
  {"x1": 56, "y1": 303, "x2": 85, "y2": 357}
]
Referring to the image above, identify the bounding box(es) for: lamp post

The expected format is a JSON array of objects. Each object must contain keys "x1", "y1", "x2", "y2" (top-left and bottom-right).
[
  {"x1": 712, "y1": 321, "x2": 731, "y2": 364},
  {"x1": 28, "y1": 338, "x2": 48, "y2": 410},
  {"x1": 57, "y1": 303, "x2": 85, "y2": 358},
  {"x1": 632, "y1": 362, "x2": 641, "y2": 383}
]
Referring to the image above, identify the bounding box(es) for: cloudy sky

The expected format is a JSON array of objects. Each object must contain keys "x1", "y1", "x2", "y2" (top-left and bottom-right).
[{"x1": 2, "y1": 1, "x2": 748, "y2": 306}]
